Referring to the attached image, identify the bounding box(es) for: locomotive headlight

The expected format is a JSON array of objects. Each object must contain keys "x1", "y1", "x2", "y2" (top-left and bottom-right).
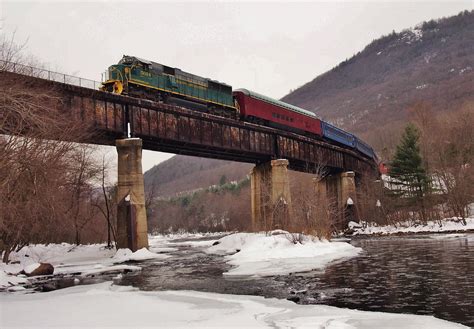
[{"x1": 113, "y1": 81, "x2": 123, "y2": 94}]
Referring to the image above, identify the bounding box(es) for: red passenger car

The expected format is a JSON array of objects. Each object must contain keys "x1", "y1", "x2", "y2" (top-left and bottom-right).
[{"x1": 233, "y1": 89, "x2": 322, "y2": 137}]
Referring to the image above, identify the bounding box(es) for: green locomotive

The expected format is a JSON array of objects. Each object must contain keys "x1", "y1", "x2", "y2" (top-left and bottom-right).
[{"x1": 102, "y1": 55, "x2": 236, "y2": 115}]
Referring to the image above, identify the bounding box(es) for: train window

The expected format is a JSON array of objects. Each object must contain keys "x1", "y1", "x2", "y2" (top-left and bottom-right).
[{"x1": 163, "y1": 66, "x2": 175, "y2": 75}]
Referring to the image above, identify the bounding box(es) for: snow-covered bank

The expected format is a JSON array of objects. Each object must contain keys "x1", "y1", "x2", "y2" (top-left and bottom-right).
[
  {"x1": 2, "y1": 232, "x2": 359, "y2": 288},
  {"x1": 0, "y1": 243, "x2": 169, "y2": 290},
  {"x1": 0, "y1": 232, "x2": 230, "y2": 290},
  {"x1": 206, "y1": 232, "x2": 361, "y2": 277},
  {"x1": 350, "y1": 216, "x2": 474, "y2": 236},
  {"x1": 0, "y1": 282, "x2": 466, "y2": 328}
]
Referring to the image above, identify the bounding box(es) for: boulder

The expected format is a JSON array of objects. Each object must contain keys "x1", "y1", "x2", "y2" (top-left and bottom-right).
[{"x1": 25, "y1": 263, "x2": 54, "y2": 277}]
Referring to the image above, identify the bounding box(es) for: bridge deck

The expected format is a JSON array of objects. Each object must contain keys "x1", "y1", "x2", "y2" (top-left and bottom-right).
[{"x1": 0, "y1": 70, "x2": 377, "y2": 176}]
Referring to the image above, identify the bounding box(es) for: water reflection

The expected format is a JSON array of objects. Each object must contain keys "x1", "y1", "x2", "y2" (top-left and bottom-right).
[
  {"x1": 120, "y1": 234, "x2": 474, "y2": 327},
  {"x1": 283, "y1": 235, "x2": 474, "y2": 327}
]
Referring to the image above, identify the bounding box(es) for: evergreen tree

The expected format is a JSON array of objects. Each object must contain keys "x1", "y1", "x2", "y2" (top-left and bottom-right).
[
  {"x1": 219, "y1": 175, "x2": 227, "y2": 186},
  {"x1": 389, "y1": 124, "x2": 430, "y2": 213}
]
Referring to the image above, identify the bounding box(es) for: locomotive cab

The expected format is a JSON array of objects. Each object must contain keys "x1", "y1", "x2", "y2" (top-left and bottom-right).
[
  {"x1": 101, "y1": 63, "x2": 127, "y2": 94},
  {"x1": 101, "y1": 56, "x2": 151, "y2": 95}
]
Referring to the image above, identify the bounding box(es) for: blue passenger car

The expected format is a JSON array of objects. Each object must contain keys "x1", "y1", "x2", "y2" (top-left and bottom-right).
[
  {"x1": 355, "y1": 137, "x2": 375, "y2": 159},
  {"x1": 321, "y1": 121, "x2": 355, "y2": 148}
]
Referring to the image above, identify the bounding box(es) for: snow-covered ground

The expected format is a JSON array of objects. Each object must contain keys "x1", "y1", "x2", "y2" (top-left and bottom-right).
[
  {"x1": 350, "y1": 216, "x2": 474, "y2": 236},
  {"x1": 0, "y1": 281, "x2": 467, "y2": 328},
  {"x1": 206, "y1": 232, "x2": 361, "y2": 277}
]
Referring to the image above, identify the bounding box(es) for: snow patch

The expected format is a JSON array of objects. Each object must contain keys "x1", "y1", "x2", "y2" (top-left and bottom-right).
[
  {"x1": 113, "y1": 248, "x2": 168, "y2": 262},
  {"x1": 352, "y1": 216, "x2": 474, "y2": 236},
  {"x1": 0, "y1": 271, "x2": 28, "y2": 289},
  {"x1": 206, "y1": 233, "x2": 361, "y2": 277},
  {"x1": 400, "y1": 27, "x2": 423, "y2": 44},
  {"x1": 348, "y1": 221, "x2": 362, "y2": 229},
  {"x1": 459, "y1": 66, "x2": 472, "y2": 75},
  {"x1": 23, "y1": 263, "x2": 41, "y2": 275}
]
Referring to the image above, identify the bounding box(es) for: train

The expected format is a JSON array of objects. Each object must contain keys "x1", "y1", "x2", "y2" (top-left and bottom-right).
[
  {"x1": 102, "y1": 55, "x2": 377, "y2": 161},
  {"x1": 101, "y1": 55, "x2": 235, "y2": 117},
  {"x1": 234, "y1": 89, "x2": 377, "y2": 160}
]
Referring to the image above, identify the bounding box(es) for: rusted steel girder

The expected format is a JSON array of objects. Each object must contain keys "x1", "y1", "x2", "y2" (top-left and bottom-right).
[{"x1": 0, "y1": 70, "x2": 377, "y2": 177}]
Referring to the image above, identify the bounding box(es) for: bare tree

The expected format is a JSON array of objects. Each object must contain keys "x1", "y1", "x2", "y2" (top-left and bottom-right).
[
  {"x1": 289, "y1": 167, "x2": 339, "y2": 239},
  {"x1": 0, "y1": 36, "x2": 102, "y2": 262},
  {"x1": 92, "y1": 155, "x2": 117, "y2": 248},
  {"x1": 63, "y1": 146, "x2": 102, "y2": 245}
]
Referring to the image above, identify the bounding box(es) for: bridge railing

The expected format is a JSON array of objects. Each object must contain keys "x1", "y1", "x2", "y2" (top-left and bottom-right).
[{"x1": 0, "y1": 59, "x2": 102, "y2": 90}]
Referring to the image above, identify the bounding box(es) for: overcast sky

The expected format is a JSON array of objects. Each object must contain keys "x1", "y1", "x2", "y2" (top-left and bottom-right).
[{"x1": 1, "y1": 1, "x2": 472, "y2": 172}]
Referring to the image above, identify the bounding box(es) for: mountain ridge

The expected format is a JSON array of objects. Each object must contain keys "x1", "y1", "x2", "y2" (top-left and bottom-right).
[
  {"x1": 145, "y1": 10, "x2": 474, "y2": 196},
  {"x1": 281, "y1": 10, "x2": 474, "y2": 140}
]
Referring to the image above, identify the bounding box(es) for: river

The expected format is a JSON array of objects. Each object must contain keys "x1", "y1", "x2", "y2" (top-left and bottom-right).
[{"x1": 120, "y1": 233, "x2": 474, "y2": 327}]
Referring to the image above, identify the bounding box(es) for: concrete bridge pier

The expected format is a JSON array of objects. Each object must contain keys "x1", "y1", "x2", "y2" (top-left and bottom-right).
[
  {"x1": 313, "y1": 171, "x2": 358, "y2": 229},
  {"x1": 340, "y1": 172, "x2": 357, "y2": 207},
  {"x1": 339, "y1": 171, "x2": 358, "y2": 226},
  {"x1": 250, "y1": 159, "x2": 292, "y2": 231},
  {"x1": 116, "y1": 138, "x2": 149, "y2": 251}
]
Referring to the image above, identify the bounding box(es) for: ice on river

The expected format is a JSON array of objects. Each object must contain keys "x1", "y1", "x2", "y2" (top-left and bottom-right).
[
  {"x1": 0, "y1": 281, "x2": 467, "y2": 328},
  {"x1": 206, "y1": 232, "x2": 361, "y2": 277}
]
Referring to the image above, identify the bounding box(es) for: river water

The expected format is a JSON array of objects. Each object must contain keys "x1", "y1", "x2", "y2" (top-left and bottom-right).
[{"x1": 119, "y1": 233, "x2": 474, "y2": 327}]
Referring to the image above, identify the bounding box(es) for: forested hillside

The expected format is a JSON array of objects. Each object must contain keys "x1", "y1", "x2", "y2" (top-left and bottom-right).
[
  {"x1": 282, "y1": 10, "x2": 474, "y2": 150},
  {"x1": 145, "y1": 10, "x2": 474, "y2": 199},
  {"x1": 144, "y1": 156, "x2": 251, "y2": 197}
]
